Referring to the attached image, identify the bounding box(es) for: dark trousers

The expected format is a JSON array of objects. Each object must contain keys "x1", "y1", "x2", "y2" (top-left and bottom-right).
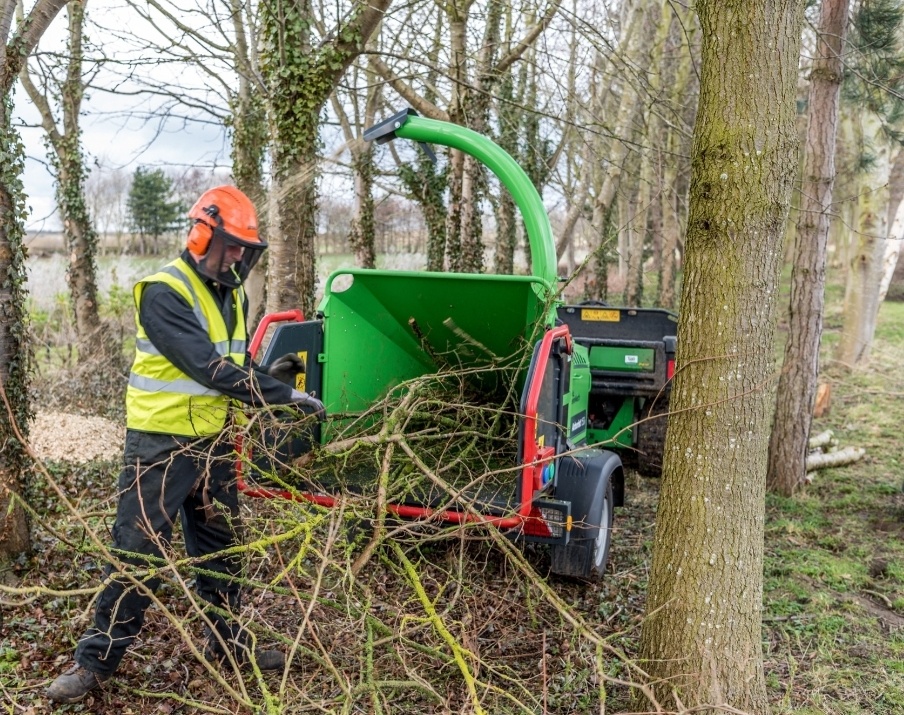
[{"x1": 75, "y1": 430, "x2": 248, "y2": 676}]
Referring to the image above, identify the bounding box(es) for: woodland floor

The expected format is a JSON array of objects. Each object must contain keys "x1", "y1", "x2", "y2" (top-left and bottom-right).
[{"x1": 2, "y1": 301, "x2": 903, "y2": 714}]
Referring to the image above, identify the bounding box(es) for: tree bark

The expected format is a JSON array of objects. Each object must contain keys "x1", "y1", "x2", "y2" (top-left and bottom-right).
[
  {"x1": 638, "y1": 1, "x2": 804, "y2": 711},
  {"x1": 768, "y1": 0, "x2": 850, "y2": 496},
  {"x1": 836, "y1": 111, "x2": 889, "y2": 366}
]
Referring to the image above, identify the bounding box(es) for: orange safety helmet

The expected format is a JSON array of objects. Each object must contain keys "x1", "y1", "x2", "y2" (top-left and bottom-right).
[
  {"x1": 186, "y1": 186, "x2": 268, "y2": 287},
  {"x1": 187, "y1": 185, "x2": 263, "y2": 254}
]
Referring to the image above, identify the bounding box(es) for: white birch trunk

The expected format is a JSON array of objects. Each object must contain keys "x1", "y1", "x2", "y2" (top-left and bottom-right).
[{"x1": 837, "y1": 112, "x2": 890, "y2": 366}]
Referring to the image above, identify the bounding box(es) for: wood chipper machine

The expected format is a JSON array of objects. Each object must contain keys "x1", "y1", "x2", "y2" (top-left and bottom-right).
[{"x1": 238, "y1": 108, "x2": 625, "y2": 579}]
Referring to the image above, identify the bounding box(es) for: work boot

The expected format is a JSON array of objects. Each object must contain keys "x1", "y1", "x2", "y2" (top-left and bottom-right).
[
  {"x1": 250, "y1": 649, "x2": 286, "y2": 671},
  {"x1": 204, "y1": 646, "x2": 286, "y2": 672},
  {"x1": 46, "y1": 664, "x2": 111, "y2": 703}
]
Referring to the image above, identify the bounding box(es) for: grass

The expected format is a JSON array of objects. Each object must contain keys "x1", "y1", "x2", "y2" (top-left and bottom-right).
[{"x1": 760, "y1": 298, "x2": 904, "y2": 714}]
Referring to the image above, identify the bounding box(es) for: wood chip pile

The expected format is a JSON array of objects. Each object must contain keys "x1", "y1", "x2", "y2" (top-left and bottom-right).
[{"x1": 29, "y1": 411, "x2": 125, "y2": 463}]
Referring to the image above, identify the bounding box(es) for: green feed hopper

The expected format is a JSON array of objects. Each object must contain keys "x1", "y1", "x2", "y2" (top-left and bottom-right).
[{"x1": 318, "y1": 269, "x2": 552, "y2": 412}]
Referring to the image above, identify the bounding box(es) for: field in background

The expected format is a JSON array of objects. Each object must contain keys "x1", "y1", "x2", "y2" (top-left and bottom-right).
[{"x1": 25, "y1": 249, "x2": 545, "y2": 314}]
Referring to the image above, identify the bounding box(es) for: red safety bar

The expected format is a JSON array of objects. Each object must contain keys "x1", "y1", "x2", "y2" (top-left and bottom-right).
[
  {"x1": 237, "y1": 317, "x2": 571, "y2": 533},
  {"x1": 249, "y1": 309, "x2": 305, "y2": 361}
]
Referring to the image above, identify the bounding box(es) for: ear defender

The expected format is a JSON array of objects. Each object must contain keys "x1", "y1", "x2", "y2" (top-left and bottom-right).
[{"x1": 187, "y1": 221, "x2": 213, "y2": 254}]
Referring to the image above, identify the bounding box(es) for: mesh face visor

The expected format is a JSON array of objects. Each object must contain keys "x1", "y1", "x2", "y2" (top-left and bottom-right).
[{"x1": 197, "y1": 225, "x2": 268, "y2": 288}]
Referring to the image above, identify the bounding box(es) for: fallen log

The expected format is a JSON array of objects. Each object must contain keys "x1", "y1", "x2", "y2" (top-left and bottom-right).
[
  {"x1": 805, "y1": 446, "x2": 865, "y2": 473},
  {"x1": 808, "y1": 429, "x2": 837, "y2": 450}
]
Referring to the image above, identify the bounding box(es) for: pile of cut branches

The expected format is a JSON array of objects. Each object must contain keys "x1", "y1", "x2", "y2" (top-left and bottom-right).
[{"x1": 237, "y1": 365, "x2": 527, "y2": 515}]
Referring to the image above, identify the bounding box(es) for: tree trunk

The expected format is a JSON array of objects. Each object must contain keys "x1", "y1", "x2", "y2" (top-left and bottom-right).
[
  {"x1": 261, "y1": 0, "x2": 392, "y2": 314},
  {"x1": 0, "y1": 96, "x2": 33, "y2": 569},
  {"x1": 59, "y1": 147, "x2": 103, "y2": 343},
  {"x1": 398, "y1": 155, "x2": 447, "y2": 271},
  {"x1": 586, "y1": 200, "x2": 617, "y2": 301},
  {"x1": 659, "y1": 152, "x2": 681, "y2": 308},
  {"x1": 657, "y1": 0, "x2": 700, "y2": 309},
  {"x1": 348, "y1": 142, "x2": 377, "y2": 268},
  {"x1": 20, "y1": 0, "x2": 103, "y2": 349},
  {"x1": 591, "y1": 0, "x2": 654, "y2": 235},
  {"x1": 457, "y1": 0, "x2": 502, "y2": 275},
  {"x1": 768, "y1": 0, "x2": 850, "y2": 497},
  {"x1": 1, "y1": 0, "x2": 71, "y2": 566},
  {"x1": 443, "y1": 9, "x2": 470, "y2": 273},
  {"x1": 836, "y1": 111, "x2": 890, "y2": 366},
  {"x1": 444, "y1": 148, "x2": 466, "y2": 272},
  {"x1": 638, "y1": 1, "x2": 804, "y2": 711},
  {"x1": 229, "y1": 0, "x2": 270, "y2": 324},
  {"x1": 623, "y1": 155, "x2": 648, "y2": 305},
  {"x1": 493, "y1": 73, "x2": 518, "y2": 274},
  {"x1": 331, "y1": 56, "x2": 381, "y2": 269},
  {"x1": 878, "y1": 147, "x2": 904, "y2": 302}
]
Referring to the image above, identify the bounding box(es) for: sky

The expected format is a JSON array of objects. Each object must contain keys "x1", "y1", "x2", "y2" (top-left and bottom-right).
[
  {"x1": 16, "y1": 104, "x2": 232, "y2": 232},
  {"x1": 13, "y1": 0, "x2": 234, "y2": 233}
]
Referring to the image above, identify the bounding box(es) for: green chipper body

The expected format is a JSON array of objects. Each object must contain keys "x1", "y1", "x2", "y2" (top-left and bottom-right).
[{"x1": 245, "y1": 109, "x2": 625, "y2": 580}]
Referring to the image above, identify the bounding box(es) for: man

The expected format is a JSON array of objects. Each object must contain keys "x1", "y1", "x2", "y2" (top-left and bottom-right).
[{"x1": 47, "y1": 186, "x2": 323, "y2": 703}]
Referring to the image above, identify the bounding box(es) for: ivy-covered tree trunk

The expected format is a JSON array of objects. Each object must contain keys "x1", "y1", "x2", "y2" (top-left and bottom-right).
[
  {"x1": 348, "y1": 142, "x2": 376, "y2": 268},
  {"x1": 399, "y1": 157, "x2": 447, "y2": 271},
  {"x1": 1, "y1": 0, "x2": 70, "y2": 568},
  {"x1": 0, "y1": 96, "x2": 32, "y2": 573},
  {"x1": 58, "y1": 141, "x2": 102, "y2": 343},
  {"x1": 768, "y1": 0, "x2": 850, "y2": 496},
  {"x1": 260, "y1": 0, "x2": 392, "y2": 315},
  {"x1": 638, "y1": 0, "x2": 804, "y2": 711}
]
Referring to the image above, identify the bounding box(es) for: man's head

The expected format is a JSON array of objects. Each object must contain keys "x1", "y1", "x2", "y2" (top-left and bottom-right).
[{"x1": 186, "y1": 186, "x2": 267, "y2": 288}]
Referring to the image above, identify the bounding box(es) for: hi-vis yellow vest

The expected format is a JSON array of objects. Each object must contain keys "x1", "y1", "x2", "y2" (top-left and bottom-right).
[{"x1": 126, "y1": 258, "x2": 248, "y2": 437}]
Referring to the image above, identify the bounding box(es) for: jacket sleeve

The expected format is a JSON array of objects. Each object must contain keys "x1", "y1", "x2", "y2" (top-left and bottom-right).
[{"x1": 138, "y1": 282, "x2": 296, "y2": 407}]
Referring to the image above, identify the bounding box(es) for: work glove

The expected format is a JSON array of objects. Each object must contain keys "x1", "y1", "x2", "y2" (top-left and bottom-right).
[
  {"x1": 290, "y1": 389, "x2": 326, "y2": 420},
  {"x1": 267, "y1": 353, "x2": 306, "y2": 386}
]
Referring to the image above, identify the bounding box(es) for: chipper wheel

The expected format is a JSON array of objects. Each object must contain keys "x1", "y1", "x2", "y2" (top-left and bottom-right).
[
  {"x1": 635, "y1": 398, "x2": 670, "y2": 478},
  {"x1": 549, "y1": 450, "x2": 620, "y2": 580}
]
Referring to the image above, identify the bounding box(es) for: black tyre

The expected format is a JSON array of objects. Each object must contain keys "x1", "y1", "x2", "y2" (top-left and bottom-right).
[
  {"x1": 635, "y1": 398, "x2": 669, "y2": 477},
  {"x1": 549, "y1": 450, "x2": 620, "y2": 580}
]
